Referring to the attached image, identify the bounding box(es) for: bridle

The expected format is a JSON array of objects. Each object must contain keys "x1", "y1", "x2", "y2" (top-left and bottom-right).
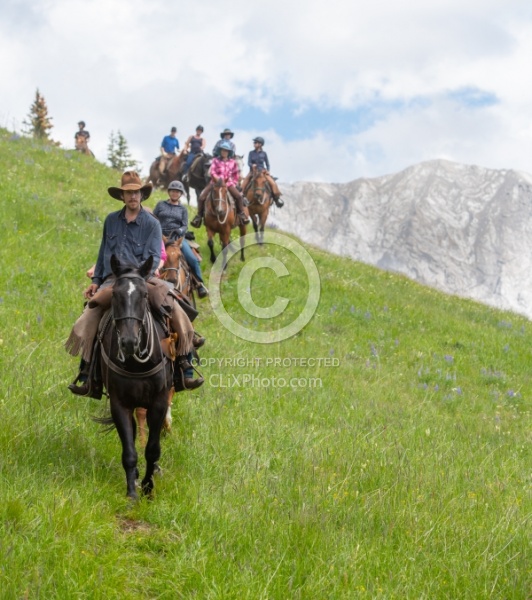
[
  {"x1": 109, "y1": 274, "x2": 155, "y2": 365},
  {"x1": 160, "y1": 244, "x2": 191, "y2": 295},
  {"x1": 210, "y1": 182, "x2": 231, "y2": 225}
]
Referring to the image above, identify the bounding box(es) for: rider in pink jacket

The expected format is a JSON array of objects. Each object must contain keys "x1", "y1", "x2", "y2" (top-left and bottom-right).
[{"x1": 191, "y1": 141, "x2": 250, "y2": 228}]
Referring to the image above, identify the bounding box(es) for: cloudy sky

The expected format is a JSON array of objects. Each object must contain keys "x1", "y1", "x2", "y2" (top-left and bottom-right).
[{"x1": 1, "y1": 0, "x2": 532, "y2": 183}]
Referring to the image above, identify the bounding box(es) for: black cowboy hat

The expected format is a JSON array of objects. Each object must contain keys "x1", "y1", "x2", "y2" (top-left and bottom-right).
[
  {"x1": 108, "y1": 171, "x2": 153, "y2": 201},
  {"x1": 220, "y1": 128, "x2": 234, "y2": 139}
]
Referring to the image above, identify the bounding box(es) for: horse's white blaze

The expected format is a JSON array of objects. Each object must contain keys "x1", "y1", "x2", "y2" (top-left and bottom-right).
[{"x1": 127, "y1": 281, "x2": 136, "y2": 297}]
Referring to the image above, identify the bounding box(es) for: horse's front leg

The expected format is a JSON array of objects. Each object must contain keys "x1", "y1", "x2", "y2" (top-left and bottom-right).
[
  {"x1": 111, "y1": 403, "x2": 138, "y2": 500},
  {"x1": 239, "y1": 226, "x2": 246, "y2": 262},
  {"x1": 259, "y1": 213, "x2": 267, "y2": 246},
  {"x1": 207, "y1": 235, "x2": 217, "y2": 264},
  {"x1": 142, "y1": 398, "x2": 168, "y2": 497}
]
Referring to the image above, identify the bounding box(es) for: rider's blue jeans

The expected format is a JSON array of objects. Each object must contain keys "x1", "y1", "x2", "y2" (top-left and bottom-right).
[
  {"x1": 183, "y1": 152, "x2": 199, "y2": 174},
  {"x1": 181, "y1": 238, "x2": 204, "y2": 283}
]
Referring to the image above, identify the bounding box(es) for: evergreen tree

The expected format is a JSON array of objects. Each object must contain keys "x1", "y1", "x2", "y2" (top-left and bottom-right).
[
  {"x1": 107, "y1": 130, "x2": 139, "y2": 171},
  {"x1": 24, "y1": 89, "x2": 55, "y2": 141}
]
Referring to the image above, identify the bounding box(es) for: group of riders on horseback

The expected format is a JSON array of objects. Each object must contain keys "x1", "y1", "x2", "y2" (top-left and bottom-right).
[
  {"x1": 66, "y1": 123, "x2": 286, "y2": 496},
  {"x1": 68, "y1": 124, "x2": 285, "y2": 398},
  {"x1": 154, "y1": 126, "x2": 284, "y2": 224}
]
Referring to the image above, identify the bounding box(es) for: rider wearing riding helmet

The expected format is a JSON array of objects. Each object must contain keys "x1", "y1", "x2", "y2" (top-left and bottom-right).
[
  {"x1": 191, "y1": 141, "x2": 250, "y2": 228},
  {"x1": 153, "y1": 180, "x2": 208, "y2": 298},
  {"x1": 182, "y1": 125, "x2": 206, "y2": 181},
  {"x1": 241, "y1": 136, "x2": 284, "y2": 207},
  {"x1": 212, "y1": 128, "x2": 236, "y2": 157}
]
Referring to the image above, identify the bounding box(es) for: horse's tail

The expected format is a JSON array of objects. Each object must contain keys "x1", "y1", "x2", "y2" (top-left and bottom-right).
[{"x1": 92, "y1": 414, "x2": 116, "y2": 433}]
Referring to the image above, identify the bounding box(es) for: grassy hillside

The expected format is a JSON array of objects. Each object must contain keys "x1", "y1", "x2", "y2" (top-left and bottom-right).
[{"x1": 0, "y1": 128, "x2": 530, "y2": 599}]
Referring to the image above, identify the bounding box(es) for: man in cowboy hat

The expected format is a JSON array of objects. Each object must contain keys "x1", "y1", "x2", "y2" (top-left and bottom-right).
[
  {"x1": 212, "y1": 128, "x2": 236, "y2": 157},
  {"x1": 66, "y1": 171, "x2": 204, "y2": 398}
]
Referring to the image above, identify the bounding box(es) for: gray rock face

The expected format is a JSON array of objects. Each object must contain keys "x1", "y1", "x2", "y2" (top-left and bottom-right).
[{"x1": 270, "y1": 159, "x2": 532, "y2": 318}]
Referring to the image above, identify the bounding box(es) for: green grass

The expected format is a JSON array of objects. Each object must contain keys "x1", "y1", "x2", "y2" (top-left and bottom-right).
[{"x1": 0, "y1": 128, "x2": 531, "y2": 598}]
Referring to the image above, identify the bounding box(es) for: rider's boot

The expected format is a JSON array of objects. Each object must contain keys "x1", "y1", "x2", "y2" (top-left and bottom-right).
[
  {"x1": 68, "y1": 357, "x2": 103, "y2": 399},
  {"x1": 191, "y1": 195, "x2": 206, "y2": 228},
  {"x1": 196, "y1": 282, "x2": 209, "y2": 298},
  {"x1": 233, "y1": 191, "x2": 251, "y2": 225},
  {"x1": 174, "y1": 355, "x2": 204, "y2": 392},
  {"x1": 193, "y1": 332, "x2": 206, "y2": 349},
  {"x1": 273, "y1": 195, "x2": 284, "y2": 208}
]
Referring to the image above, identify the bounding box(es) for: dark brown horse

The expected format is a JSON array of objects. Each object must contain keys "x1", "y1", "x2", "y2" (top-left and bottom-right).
[
  {"x1": 148, "y1": 151, "x2": 186, "y2": 190},
  {"x1": 204, "y1": 178, "x2": 247, "y2": 269},
  {"x1": 97, "y1": 255, "x2": 173, "y2": 499},
  {"x1": 183, "y1": 153, "x2": 212, "y2": 204},
  {"x1": 244, "y1": 166, "x2": 273, "y2": 245}
]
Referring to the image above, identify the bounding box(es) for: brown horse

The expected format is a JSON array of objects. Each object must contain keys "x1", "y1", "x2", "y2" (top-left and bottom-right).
[
  {"x1": 204, "y1": 178, "x2": 247, "y2": 269},
  {"x1": 75, "y1": 134, "x2": 94, "y2": 157},
  {"x1": 159, "y1": 237, "x2": 196, "y2": 305},
  {"x1": 136, "y1": 237, "x2": 203, "y2": 446},
  {"x1": 244, "y1": 166, "x2": 273, "y2": 245},
  {"x1": 148, "y1": 151, "x2": 186, "y2": 190}
]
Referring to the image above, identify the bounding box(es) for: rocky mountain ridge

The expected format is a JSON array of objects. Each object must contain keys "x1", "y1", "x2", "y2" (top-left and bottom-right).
[{"x1": 271, "y1": 159, "x2": 532, "y2": 319}]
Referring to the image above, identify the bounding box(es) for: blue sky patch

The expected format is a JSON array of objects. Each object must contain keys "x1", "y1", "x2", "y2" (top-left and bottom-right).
[
  {"x1": 230, "y1": 98, "x2": 407, "y2": 142},
  {"x1": 447, "y1": 87, "x2": 499, "y2": 108}
]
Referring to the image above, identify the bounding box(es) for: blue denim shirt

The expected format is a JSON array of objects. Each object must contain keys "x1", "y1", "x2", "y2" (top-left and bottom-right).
[{"x1": 92, "y1": 207, "x2": 162, "y2": 286}]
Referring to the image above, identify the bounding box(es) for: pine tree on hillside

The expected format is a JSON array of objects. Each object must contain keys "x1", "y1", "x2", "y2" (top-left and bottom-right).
[
  {"x1": 107, "y1": 130, "x2": 139, "y2": 172},
  {"x1": 24, "y1": 89, "x2": 55, "y2": 142}
]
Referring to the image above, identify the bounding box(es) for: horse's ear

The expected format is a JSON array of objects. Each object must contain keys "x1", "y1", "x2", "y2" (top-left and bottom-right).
[
  {"x1": 162, "y1": 235, "x2": 169, "y2": 246},
  {"x1": 139, "y1": 255, "x2": 154, "y2": 279},
  {"x1": 177, "y1": 237, "x2": 184, "y2": 247},
  {"x1": 110, "y1": 254, "x2": 121, "y2": 276}
]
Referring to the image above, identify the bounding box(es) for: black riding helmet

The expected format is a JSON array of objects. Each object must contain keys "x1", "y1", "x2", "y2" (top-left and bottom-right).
[{"x1": 253, "y1": 136, "x2": 265, "y2": 145}]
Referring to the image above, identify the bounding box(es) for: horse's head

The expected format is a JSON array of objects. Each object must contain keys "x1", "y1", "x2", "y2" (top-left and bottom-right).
[
  {"x1": 110, "y1": 255, "x2": 152, "y2": 360},
  {"x1": 160, "y1": 237, "x2": 184, "y2": 287},
  {"x1": 211, "y1": 177, "x2": 230, "y2": 216}
]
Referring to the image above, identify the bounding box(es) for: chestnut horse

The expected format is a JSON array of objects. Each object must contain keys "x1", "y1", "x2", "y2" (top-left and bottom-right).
[
  {"x1": 136, "y1": 237, "x2": 194, "y2": 448},
  {"x1": 75, "y1": 134, "x2": 94, "y2": 157},
  {"x1": 96, "y1": 255, "x2": 173, "y2": 499},
  {"x1": 204, "y1": 178, "x2": 247, "y2": 269},
  {"x1": 244, "y1": 166, "x2": 273, "y2": 245},
  {"x1": 148, "y1": 151, "x2": 186, "y2": 190}
]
